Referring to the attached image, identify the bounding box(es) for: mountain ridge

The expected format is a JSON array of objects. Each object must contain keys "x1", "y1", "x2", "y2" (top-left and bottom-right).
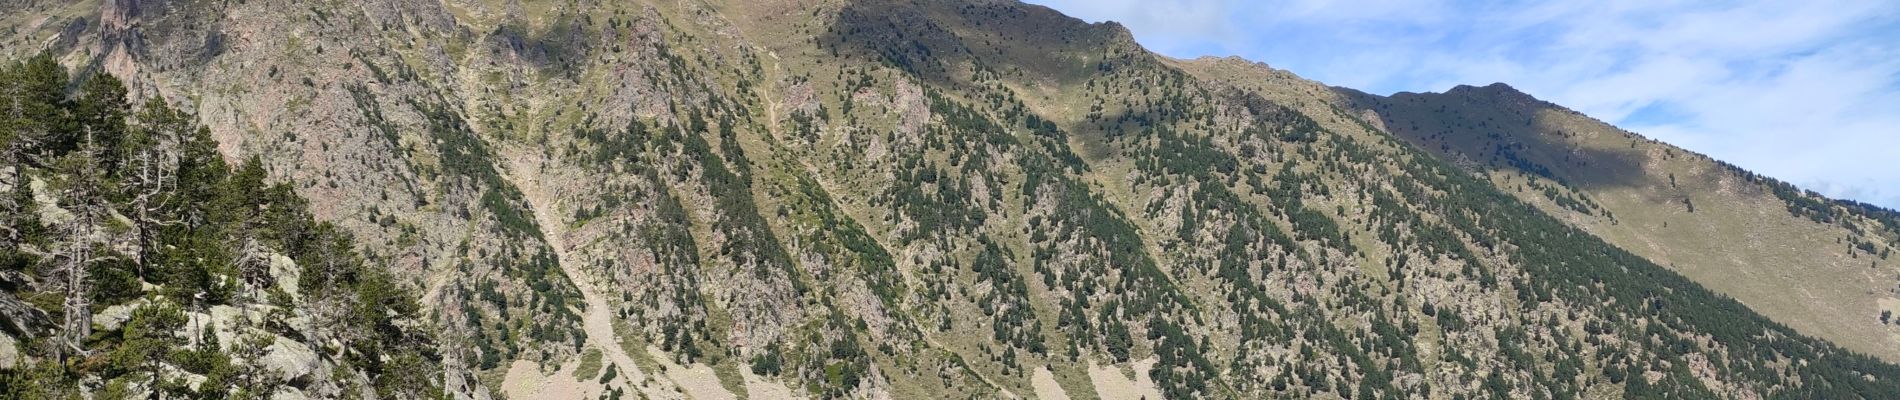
[{"x1": 1321, "y1": 72, "x2": 1900, "y2": 363}]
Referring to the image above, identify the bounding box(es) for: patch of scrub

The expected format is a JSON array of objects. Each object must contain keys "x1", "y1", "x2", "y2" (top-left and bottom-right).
[
  {"x1": 646, "y1": 346, "x2": 737, "y2": 400},
  {"x1": 574, "y1": 348, "x2": 605, "y2": 380},
  {"x1": 1881, "y1": 297, "x2": 1900, "y2": 357},
  {"x1": 1085, "y1": 358, "x2": 1163, "y2": 400}
]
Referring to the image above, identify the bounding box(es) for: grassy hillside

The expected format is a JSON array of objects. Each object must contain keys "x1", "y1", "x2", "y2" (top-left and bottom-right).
[{"x1": 1322, "y1": 78, "x2": 1900, "y2": 363}]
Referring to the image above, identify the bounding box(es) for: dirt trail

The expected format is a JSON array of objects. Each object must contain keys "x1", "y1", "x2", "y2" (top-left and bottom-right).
[{"x1": 501, "y1": 156, "x2": 678, "y2": 399}]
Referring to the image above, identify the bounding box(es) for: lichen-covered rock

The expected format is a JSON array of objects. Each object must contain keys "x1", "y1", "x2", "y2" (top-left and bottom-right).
[
  {"x1": 269, "y1": 387, "x2": 310, "y2": 400},
  {"x1": 260, "y1": 336, "x2": 320, "y2": 381},
  {"x1": 0, "y1": 332, "x2": 18, "y2": 369},
  {"x1": 91, "y1": 299, "x2": 145, "y2": 332}
]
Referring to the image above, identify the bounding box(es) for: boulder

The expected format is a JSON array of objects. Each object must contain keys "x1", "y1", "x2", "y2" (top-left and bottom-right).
[
  {"x1": 93, "y1": 299, "x2": 148, "y2": 332},
  {"x1": 269, "y1": 253, "x2": 302, "y2": 301},
  {"x1": 270, "y1": 386, "x2": 310, "y2": 400},
  {"x1": 0, "y1": 291, "x2": 49, "y2": 338},
  {"x1": 0, "y1": 332, "x2": 18, "y2": 369},
  {"x1": 260, "y1": 336, "x2": 321, "y2": 381}
]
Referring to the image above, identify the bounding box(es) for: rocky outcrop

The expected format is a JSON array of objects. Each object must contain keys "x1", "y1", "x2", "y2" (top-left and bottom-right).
[{"x1": 0, "y1": 280, "x2": 48, "y2": 340}]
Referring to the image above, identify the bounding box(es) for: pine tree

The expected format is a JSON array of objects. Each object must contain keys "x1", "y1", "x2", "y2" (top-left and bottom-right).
[
  {"x1": 0, "y1": 64, "x2": 441, "y2": 398},
  {"x1": 107, "y1": 298, "x2": 189, "y2": 397},
  {"x1": 73, "y1": 74, "x2": 129, "y2": 171},
  {"x1": 0, "y1": 55, "x2": 67, "y2": 244}
]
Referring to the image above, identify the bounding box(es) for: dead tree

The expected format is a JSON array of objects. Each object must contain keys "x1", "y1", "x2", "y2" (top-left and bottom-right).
[
  {"x1": 54, "y1": 215, "x2": 95, "y2": 358},
  {"x1": 47, "y1": 132, "x2": 115, "y2": 359},
  {"x1": 122, "y1": 122, "x2": 181, "y2": 277},
  {"x1": 46, "y1": 168, "x2": 107, "y2": 360}
]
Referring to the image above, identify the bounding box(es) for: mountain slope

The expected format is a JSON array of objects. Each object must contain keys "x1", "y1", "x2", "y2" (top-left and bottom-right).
[
  {"x1": 4, "y1": 0, "x2": 1899, "y2": 399},
  {"x1": 1326, "y1": 78, "x2": 1900, "y2": 363},
  {"x1": 0, "y1": 61, "x2": 443, "y2": 398}
]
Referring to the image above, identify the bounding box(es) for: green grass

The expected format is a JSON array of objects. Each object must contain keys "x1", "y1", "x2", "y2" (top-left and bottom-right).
[
  {"x1": 712, "y1": 359, "x2": 751, "y2": 399},
  {"x1": 614, "y1": 321, "x2": 662, "y2": 375},
  {"x1": 572, "y1": 348, "x2": 604, "y2": 380},
  {"x1": 1049, "y1": 362, "x2": 1101, "y2": 400}
]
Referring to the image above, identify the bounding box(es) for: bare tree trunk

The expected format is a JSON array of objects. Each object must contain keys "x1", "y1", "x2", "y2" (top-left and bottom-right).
[
  {"x1": 61, "y1": 231, "x2": 91, "y2": 356},
  {"x1": 55, "y1": 131, "x2": 105, "y2": 360},
  {"x1": 46, "y1": 204, "x2": 97, "y2": 363},
  {"x1": 1, "y1": 150, "x2": 22, "y2": 244},
  {"x1": 131, "y1": 150, "x2": 163, "y2": 276}
]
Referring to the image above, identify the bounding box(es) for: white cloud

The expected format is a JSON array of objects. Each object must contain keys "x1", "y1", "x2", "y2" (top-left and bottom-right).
[{"x1": 1028, "y1": 0, "x2": 1900, "y2": 208}]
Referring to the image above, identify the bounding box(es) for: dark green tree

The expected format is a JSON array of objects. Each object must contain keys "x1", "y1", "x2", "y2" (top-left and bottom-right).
[{"x1": 107, "y1": 299, "x2": 189, "y2": 397}]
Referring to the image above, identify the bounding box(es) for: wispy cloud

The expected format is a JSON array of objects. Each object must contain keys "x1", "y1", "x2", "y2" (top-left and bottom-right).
[{"x1": 1028, "y1": 0, "x2": 1900, "y2": 208}]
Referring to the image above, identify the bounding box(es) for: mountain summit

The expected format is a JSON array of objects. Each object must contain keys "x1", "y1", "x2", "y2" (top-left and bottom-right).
[{"x1": 2, "y1": 0, "x2": 1897, "y2": 398}]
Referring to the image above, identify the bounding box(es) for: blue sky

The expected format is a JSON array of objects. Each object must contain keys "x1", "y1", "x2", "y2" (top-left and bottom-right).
[{"x1": 1027, "y1": 0, "x2": 1900, "y2": 209}]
